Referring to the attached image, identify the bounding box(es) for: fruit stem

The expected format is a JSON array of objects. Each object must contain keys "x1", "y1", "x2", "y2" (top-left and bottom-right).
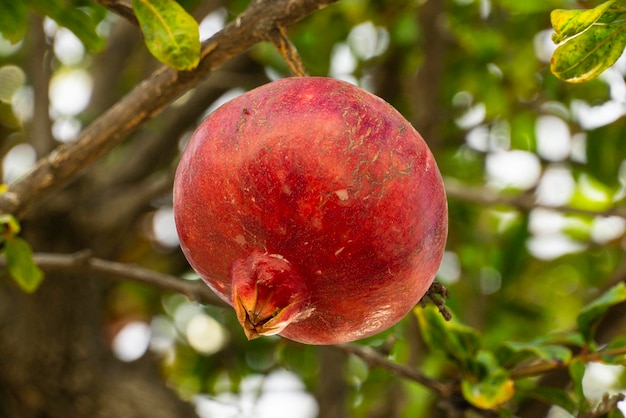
[{"x1": 267, "y1": 25, "x2": 309, "y2": 77}]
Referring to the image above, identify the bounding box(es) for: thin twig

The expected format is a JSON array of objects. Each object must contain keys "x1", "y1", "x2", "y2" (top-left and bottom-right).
[
  {"x1": 581, "y1": 393, "x2": 625, "y2": 418},
  {"x1": 267, "y1": 25, "x2": 309, "y2": 76},
  {"x1": 510, "y1": 345, "x2": 626, "y2": 380},
  {"x1": 420, "y1": 281, "x2": 452, "y2": 321},
  {"x1": 333, "y1": 343, "x2": 453, "y2": 397},
  {"x1": 445, "y1": 178, "x2": 626, "y2": 221},
  {"x1": 0, "y1": 251, "x2": 228, "y2": 308}
]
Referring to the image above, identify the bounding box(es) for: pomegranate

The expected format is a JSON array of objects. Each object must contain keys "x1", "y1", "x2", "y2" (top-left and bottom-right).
[{"x1": 173, "y1": 77, "x2": 447, "y2": 345}]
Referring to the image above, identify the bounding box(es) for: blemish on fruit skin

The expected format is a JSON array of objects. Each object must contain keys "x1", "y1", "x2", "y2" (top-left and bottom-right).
[
  {"x1": 334, "y1": 189, "x2": 349, "y2": 201},
  {"x1": 235, "y1": 234, "x2": 247, "y2": 246},
  {"x1": 269, "y1": 253, "x2": 289, "y2": 263},
  {"x1": 334, "y1": 247, "x2": 345, "y2": 256}
]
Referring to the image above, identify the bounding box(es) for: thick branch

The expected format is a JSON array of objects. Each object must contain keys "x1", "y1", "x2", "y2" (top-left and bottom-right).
[{"x1": 0, "y1": 0, "x2": 338, "y2": 219}]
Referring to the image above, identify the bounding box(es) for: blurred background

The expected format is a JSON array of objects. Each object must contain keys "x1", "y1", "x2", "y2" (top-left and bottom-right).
[{"x1": 1, "y1": 0, "x2": 625, "y2": 417}]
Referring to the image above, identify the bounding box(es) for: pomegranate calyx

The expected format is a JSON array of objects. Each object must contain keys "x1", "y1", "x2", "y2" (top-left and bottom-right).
[
  {"x1": 235, "y1": 293, "x2": 302, "y2": 340},
  {"x1": 231, "y1": 252, "x2": 311, "y2": 340}
]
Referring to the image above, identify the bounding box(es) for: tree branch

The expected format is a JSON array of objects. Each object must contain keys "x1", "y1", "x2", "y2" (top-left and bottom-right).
[
  {"x1": 445, "y1": 178, "x2": 626, "y2": 220},
  {"x1": 510, "y1": 345, "x2": 626, "y2": 380},
  {"x1": 0, "y1": 251, "x2": 228, "y2": 308},
  {"x1": 26, "y1": 14, "x2": 55, "y2": 157},
  {"x1": 93, "y1": 0, "x2": 139, "y2": 26},
  {"x1": 0, "y1": 0, "x2": 338, "y2": 219},
  {"x1": 333, "y1": 343, "x2": 453, "y2": 397},
  {"x1": 4, "y1": 251, "x2": 447, "y2": 398}
]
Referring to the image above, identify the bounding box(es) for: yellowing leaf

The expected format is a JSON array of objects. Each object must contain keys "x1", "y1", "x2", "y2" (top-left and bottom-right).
[
  {"x1": 132, "y1": 0, "x2": 200, "y2": 71},
  {"x1": 551, "y1": 0, "x2": 615, "y2": 44},
  {"x1": 0, "y1": 213, "x2": 20, "y2": 235},
  {"x1": 550, "y1": 2, "x2": 626, "y2": 83},
  {"x1": 462, "y1": 370, "x2": 515, "y2": 410}
]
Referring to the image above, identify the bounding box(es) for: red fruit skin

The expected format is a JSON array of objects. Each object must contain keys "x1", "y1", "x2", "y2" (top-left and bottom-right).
[{"x1": 174, "y1": 77, "x2": 447, "y2": 345}]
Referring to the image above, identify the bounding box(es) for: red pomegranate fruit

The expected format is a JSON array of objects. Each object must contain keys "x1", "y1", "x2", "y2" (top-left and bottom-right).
[{"x1": 173, "y1": 77, "x2": 447, "y2": 345}]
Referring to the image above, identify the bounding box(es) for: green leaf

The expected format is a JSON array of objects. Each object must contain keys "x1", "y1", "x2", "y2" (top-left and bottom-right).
[
  {"x1": 551, "y1": 1, "x2": 615, "y2": 44},
  {"x1": 603, "y1": 336, "x2": 626, "y2": 364},
  {"x1": 415, "y1": 305, "x2": 482, "y2": 374},
  {"x1": 131, "y1": 0, "x2": 200, "y2": 71},
  {"x1": 522, "y1": 386, "x2": 578, "y2": 414},
  {"x1": 577, "y1": 282, "x2": 626, "y2": 344},
  {"x1": 550, "y1": 8, "x2": 626, "y2": 83},
  {"x1": 533, "y1": 332, "x2": 587, "y2": 348},
  {"x1": 570, "y1": 173, "x2": 615, "y2": 212},
  {"x1": 606, "y1": 335, "x2": 626, "y2": 351},
  {"x1": 497, "y1": 341, "x2": 572, "y2": 369},
  {"x1": 0, "y1": 1, "x2": 28, "y2": 43},
  {"x1": 4, "y1": 237, "x2": 44, "y2": 293},
  {"x1": 568, "y1": 358, "x2": 589, "y2": 413},
  {"x1": 28, "y1": 0, "x2": 105, "y2": 52}
]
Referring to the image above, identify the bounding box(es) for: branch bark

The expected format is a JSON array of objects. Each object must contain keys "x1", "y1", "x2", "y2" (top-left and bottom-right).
[
  {"x1": 93, "y1": 0, "x2": 138, "y2": 26},
  {"x1": 9, "y1": 250, "x2": 452, "y2": 398},
  {"x1": 0, "y1": 0, "x2": 339, "y2": 219},
  {"x1": 0, "y1": 251, "x2": 228, "y2": 308},
  {"x1": 26, "y1": 14, "x2": 55, "y2": 157}
]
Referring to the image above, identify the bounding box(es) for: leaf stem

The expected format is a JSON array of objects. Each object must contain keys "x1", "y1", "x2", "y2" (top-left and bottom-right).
[{"x1": 267, "y1": 25, "x2": 309, "y2": 77}]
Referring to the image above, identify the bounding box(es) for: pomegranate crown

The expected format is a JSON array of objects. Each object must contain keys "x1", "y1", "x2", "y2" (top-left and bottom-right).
[{"x1": 231, "y1": 252, "x2": 312, "y2": 339}]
